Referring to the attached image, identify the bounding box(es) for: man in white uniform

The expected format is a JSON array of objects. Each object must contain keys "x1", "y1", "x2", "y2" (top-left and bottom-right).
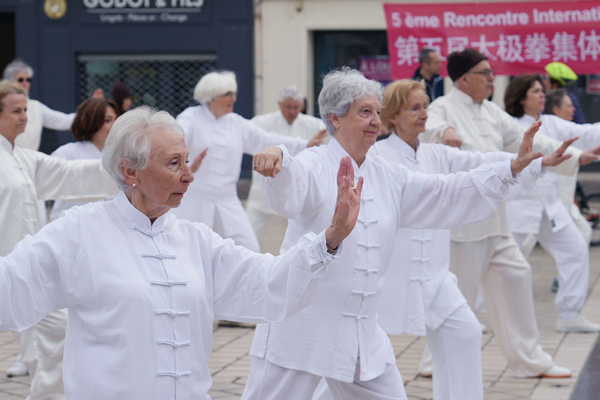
[
  {"x1": 420, "y1": 48, "x2": 599, "y2": 378},
  {"x1": 246, "y1": 85, "x2": 327, "y2": 241}
]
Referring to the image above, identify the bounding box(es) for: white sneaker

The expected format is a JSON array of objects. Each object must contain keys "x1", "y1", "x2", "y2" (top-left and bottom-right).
[
  {"x1": 539, "y1": 365, "x2": 572, "y2": 378},
  {"x1": 556, "y1": 314, "x2": 600, "y2": 332},
  {"x1": 6, "y1": 356, "x2": 28, "y2": 377}
]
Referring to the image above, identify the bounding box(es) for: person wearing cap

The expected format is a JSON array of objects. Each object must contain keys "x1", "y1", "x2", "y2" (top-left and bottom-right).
[
  {"x1": 246, "y1": 85, "x2": 328, "y2": 242},
  {"x1": 111, "y1": 82, "x2": 132, "y2": 115},
  {"x1": 544, "y1": 62, "x2": 586, "y2": 124},
  {"x1": 420, "y1": 48, "x2": 600, "y2": 379}
]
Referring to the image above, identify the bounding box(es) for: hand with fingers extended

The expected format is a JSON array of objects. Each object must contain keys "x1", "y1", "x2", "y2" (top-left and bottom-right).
[
  {"x1": 253, "y1": 146, "x2": 283, "y2": 178},
  {"x1": 579, "y1": 145, "x2": 600, "y2": 166},
  {"x1": 510, "y1": 120, "x2": 544, "y2": 176},
  {"x1": 542, "y1": 137, "x2": 575, "y2": 167},
  {"x1": 307, "y1": 129, "x2": 328, "y2": 148},
  {"x1": 190, "y1": 148, "x2": 208, "y2": 173},
  {"x1": 325, "y1": 156, "x2": 363, "y2": 251}
]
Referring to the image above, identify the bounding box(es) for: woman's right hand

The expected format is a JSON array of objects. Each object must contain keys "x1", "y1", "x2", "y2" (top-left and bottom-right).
[
  {"x1": 253, "y1": 146, "x2": 283, "y2": 177},
  {"x1": 325, "y1": 156, "x2": 363, "y2": 251}
]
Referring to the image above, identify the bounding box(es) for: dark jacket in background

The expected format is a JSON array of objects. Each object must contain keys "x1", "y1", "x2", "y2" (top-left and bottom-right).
[
  {"x1": 567, "y1": 90, "x2": 586, "y2": 124},
  {"x1": 412, "y1": 68, "x2": 444, "y2": 102}
]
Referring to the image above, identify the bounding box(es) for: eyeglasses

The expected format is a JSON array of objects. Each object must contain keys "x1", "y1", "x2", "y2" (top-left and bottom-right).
[
  {"x1": 17, "y1": 77, "x2": 32, "y2": 83},
  {"x1": 468, "y1": 69, "x2": 494, "y2": 79}
]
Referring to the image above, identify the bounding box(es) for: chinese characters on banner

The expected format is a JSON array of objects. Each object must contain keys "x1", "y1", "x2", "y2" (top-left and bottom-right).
[{"x1": 384, "y1": 1, "x2": 600, "y2": 79}]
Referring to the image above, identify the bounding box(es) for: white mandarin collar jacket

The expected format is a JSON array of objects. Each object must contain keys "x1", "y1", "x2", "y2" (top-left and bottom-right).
[
  {"x1": 373, "y1": 133, "x2": 518, "y2": 335},
  {"x1": 421, "y1": 87, "x2": 581, "y2": 242},
  {"x1": 0, "y1": 191, "x2": 336, "y2": 399},
  {"x1": 0, "y1": 134, "x2": 116, "y2": 256},
  {"x1": 251, "y1": 137, "x2": 517, "y2": 382}
]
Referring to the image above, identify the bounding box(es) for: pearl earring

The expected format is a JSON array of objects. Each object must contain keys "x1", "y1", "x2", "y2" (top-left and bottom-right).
[{"x1": 133, "y1": 183, "x2": 137, "y2": 188}]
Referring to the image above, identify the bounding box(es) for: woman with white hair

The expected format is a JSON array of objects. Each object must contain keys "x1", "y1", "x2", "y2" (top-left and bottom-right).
[
  {"x1": 3, "y1": 59, "x2": 74, "y2": 151},
  {"x1": 0, "y1": 81, "x2": 118, "y2": 399},
  {"x1": 241, "y1": 68, "x2": 543, "y2": 400},
  {"x1": 173, "y1": 71, "x2": 323, "y2": 253},
  {"x1": 0, "y1": 105, "x2": 360, "y2": 400}
]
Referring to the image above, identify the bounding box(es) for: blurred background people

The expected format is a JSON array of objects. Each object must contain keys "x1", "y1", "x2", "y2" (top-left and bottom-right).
[
  {"x1": 544, "y1": 62, "x2": 586, "y2": 124},
  {"x1": 412, "y1": 48, "x2": 443, "y2": 102},
  {"x1": 172, "y1": 71, "x2": 321, "y2": 254},
  {"x1": 50, "y1": 97, "x2": 119, "y2": 221},
  {"x1": 246, "y1": 85, "x2": 328, "y2": 243},
  {"x1": 111, "y1": 82, "x2": 132, "y2": 116},
  {"x1": 504, "y1": 74, "x2": 600, "y2": 332},
  {"x1": 421, "y1": 48, "x2": 595, "y2": 379}
]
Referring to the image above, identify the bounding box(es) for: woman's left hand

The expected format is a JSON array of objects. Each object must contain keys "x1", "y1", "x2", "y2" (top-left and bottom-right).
[
  {"x1": 325, "y1": 156, "x2": 363, "y2": 251},
  {"x1": 511, "y1": 120, "x2": 544, "y2": 176}
]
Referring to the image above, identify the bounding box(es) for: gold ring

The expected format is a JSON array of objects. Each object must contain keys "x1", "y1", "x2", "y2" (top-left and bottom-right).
[{"x1": 351, "y1": 186, "x2": 356, "y2": 191}]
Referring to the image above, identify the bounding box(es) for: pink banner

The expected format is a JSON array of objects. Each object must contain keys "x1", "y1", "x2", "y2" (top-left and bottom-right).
[
  {"x1": 384, "y1": 1, "x2": 600, "y2": 79},
  {"x1": 359, "y1": 57, "x2": 393, "y2": 82}
]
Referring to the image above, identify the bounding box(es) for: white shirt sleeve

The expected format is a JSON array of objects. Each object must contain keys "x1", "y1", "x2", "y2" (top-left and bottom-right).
[
  {"x1": 241, "y1": 118, "x2": 308, "y2": 156},
  {"x1": 31, "y1": 151, "x2": 118, "y2": 201},
  {"x1": 40, "y1": 103, "x2": 75, "y2": 131}
]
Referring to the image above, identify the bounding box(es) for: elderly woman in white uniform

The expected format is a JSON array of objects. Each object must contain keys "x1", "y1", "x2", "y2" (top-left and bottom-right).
[
  {"x1": 504, "y1": 75, "x2": 600, "y2": 332},
  {"x1": 241, "y1": 68, "x2": 543, "y2": 400},
  {"x1": 314, "y1": 80, "x2": 573, "y2": 400},
  {"x1": 50, "y1": 97, "x2": 119, "y2": 220},
  {"x1": 173, "y1": 71, "x2": 322, "y2": 252},
  {"x1": 0, "y1": 105, "x2": 360, "y2": 400},
  {"x1": 0, "y1": 82, "x2": 118, "y2": 399}
]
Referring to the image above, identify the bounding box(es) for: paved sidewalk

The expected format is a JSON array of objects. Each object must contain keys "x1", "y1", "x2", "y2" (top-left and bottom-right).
[{"x1": 1, "y1": 184, "x2": 599, "y2": 399}]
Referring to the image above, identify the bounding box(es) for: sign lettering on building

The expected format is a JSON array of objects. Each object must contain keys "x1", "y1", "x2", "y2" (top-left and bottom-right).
[
  {"x1": 81, "y1": 0, "x2": 206, "y2": 24},
  {"x1": 384, "y1": 1, "x2": 600, "y2": 79}
]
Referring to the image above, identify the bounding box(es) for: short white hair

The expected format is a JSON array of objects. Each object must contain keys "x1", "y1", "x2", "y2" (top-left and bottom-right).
[
  {"x1": 318, "y1": 67, "x2": 382, "y2": 135},
  {"x1": 3, "y1": 59, "x2": 34, "y2": 82},
  {"x1": 102, "y1": 106, "x2": 185, "y2": 191},
  {"x1": 278, "y1": 85, "x2": 304, "y2": 103},
  {"x1": 193, "y1": 71, "x2": 237, "y2": 106}
]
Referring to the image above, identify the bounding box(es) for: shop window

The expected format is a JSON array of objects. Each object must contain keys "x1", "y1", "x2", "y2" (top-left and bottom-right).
[
  {"x1": 76, "y1": 54, "x2": 217, "y2": 117},
  {"x1": 313, "y1": 31, "x2": 388, "y2": 117}
]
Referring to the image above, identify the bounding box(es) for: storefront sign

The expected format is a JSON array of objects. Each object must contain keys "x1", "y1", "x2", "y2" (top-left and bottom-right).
[
  {"x1": 384, "y1": 1, "x2": 600, "y2": 79},
  {"x1": 80, "y1": 0, "x2": 206, "y2": 24},
  {"x1": 587, "y1": 75, "x2": 600, "y2": 94},
  {"x1": 359, "y1": 57, "x2": 392, "y2": 83}
]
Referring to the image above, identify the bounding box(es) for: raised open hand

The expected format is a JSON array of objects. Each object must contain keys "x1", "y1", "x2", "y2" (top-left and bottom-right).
[
  {"x1": 190, "y1": 148, "x2": 208, "y2": 173},
  {"x1": 542, "y1": 137, "x2": 575, "y2": 167},
  {"x1": 325, "y1": 156, "x2": 363, "y2": 251},
  {"x1": 252, "y1": 146, "x2": 283, "y2": 178},
  {"x1": 510, "y1": 120, "x2": 544, "y2": 176}
]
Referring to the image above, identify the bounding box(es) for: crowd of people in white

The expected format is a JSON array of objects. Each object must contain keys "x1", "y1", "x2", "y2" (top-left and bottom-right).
[{"x1": 1, "y1": 48, "x2": 600, "y2": 400}]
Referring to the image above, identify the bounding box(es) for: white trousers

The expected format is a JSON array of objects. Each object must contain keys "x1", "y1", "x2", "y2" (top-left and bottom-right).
[
  {"x1": 512, "y1": 213, "x2": 589, "y2": 317},
  {"x1": 571, "y1": 204, "x2": 592, "y2": 244},
  {"x1": 449, "y1": 236, "x2": 554, "y2": 377},
  {"x1": 16, "y1": 309, "x2": 67, "y2": 400},
  {"x1": 246, "y1": 204, "x2": 275, "y2": 241},
  {"x1": 426, "y1": 303, "x2": 483, "y2": 400},
  {"x1": 242, "y1": 356, "x2": 406, "y2": 400},
  {"x1": 212, "y1": 200, "x2": 260, "y2": 253}
]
